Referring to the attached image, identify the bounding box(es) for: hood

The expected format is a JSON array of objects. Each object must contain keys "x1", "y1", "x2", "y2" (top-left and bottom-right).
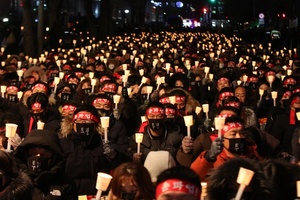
[
  {"x1": 23, "y1": 66, "x2": 47, "y2": 82},
  {"x1": 14, "y1": 129, "x2": 64, "y2": 167}
]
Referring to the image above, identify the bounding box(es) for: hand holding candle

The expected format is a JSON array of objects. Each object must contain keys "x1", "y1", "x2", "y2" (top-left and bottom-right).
[
  {"x1": 5, "y1": 123, "x2": 18, "y2": 152},
  {"x1": 113, "y1": 95, "x2": 121, "y2": 109},
  {"x1": 202, "y1": 104, "x2": 209, "y2": 120}
]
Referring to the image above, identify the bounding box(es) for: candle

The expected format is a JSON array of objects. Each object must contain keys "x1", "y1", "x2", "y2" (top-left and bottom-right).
[
  {"x1": 165, "y1": 63, "x2": 171, "y2": 74},
  {"x1": 237, "y1": 80, "x2": 242, "y2": 86},
  {"x1": 271, "y1": 91, "x2": 277, "y2": 107},
  {"x1": 135, "y1": 133, "x2": 144, "y2": 154},
  {"x1": 122, "y1": 63, "x2": 127, "y2": 71},
  {"x1": 183, "y1": 115, "x2": 193, "y2": 137},
  {"x1": 297, "y1": 180, "x2": 300, "y2": 197},
  {"x1": 17, "y1": 70, "x2": 24, "y2": 82},
  {"x1": 100, "y1": 117, "x2": 110, "y2": 142},
  {"x1": 146, "y1": 86, "x2": 153, "y2": 100},
  {"x1": 59, "y1": 72, "x2": 65, "y2": 80},
  {"x1": 122, "y1": 75, "x2": 128, "y2": 87},
  {"x1": 202, "y1": 104, "x2": 209, "y2": 120},
  {"x1": 195, "y1": 106, "x2": 202, "y2": 115},
  {"x1": 113, "y1": 95, "x2": 121, "y2": 109},
  {"x1": 17, "y1": 91, "x2": 23, "y2": 100},
  {"x1": 214, "y1": 117, "x2": 226, "y2": 138},
  {"x1": 169, "y1": 96, "x2": 176, "y2": 105},
  {"x1": 0, "y1": 85, "x2": 6, "y2": 98},
  {"x1": 235, "y1": 167, "x2": 255, "y2": 200},
  {"x1": 209, "y1": 73, "x2": 214, "y2": 81},
  {"x1": 37, "y1": 120, "x2": 45, "y2": 130},
  {"x1": 5, "y1": 123, "x2": 18, "y2": 152},
  {"x1": 95, "y1": 172, "x2": 112, "y2": 200},
  {"x1": 204, "y1": 67, "x2": 210, "y2": 78},
  {"x1": 139, "y1": 69, "x2": 144, "y2": 76},
  {"x1": 139, "y1": 76, "x2": 147, "y2": 88},
  {"x1": 89, "y1": 72, "x2": 94, "y2": 79},
  {"x1": 91, "y1": 79, "x2": 97, "y2": 93}
]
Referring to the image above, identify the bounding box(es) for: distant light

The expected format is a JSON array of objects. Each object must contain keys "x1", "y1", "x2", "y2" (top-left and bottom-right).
[
  {"x1": 46, "y1": 27, "x2": 49, "y2": 31},
  {"x1": 176, "y1": 1, "x2": 183, "y2": 8},
  {"x1": 35, "y1": 19, "x2": 38, "y2": 23},
  {"x1": 124, "y1": 9, "x2": 129, "y2": 14},
  {"x1": 3, "y1": 18, "x2": 9, "y2": 22}
]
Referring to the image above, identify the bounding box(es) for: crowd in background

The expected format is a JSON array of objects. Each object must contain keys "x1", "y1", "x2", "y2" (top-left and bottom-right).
[{"x1": 0, "y1": 31, "x2": 300, "y2": 199}]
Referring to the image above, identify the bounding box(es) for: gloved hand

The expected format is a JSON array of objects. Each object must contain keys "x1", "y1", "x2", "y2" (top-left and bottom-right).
[
  {"x1": 203, "y1": 119, "x2": 212, "y2": 129},
  {"x1": 143, "y1": 99, "x2": 150, "y2": 106},
  {"x1": 122, "y1": 87, "x2": 129, "y2": 99},
  {"x1": 181, "y1": 136, "x2": 194, "y2": 154},
  {"x1": 10, "y1": 134, "x2": 22, "y2": 150},
  {"x1": 103, "y1": 140, "x2": 117, "y2": 159},
  {"x1": 133, "y1": 153, "x2": 142, "y2": 163},
  {"x1": 113, "y1": 108, "x2": 120, "y2": 120},
  {"x1": 205, "y1": 137, "x2": 223, "y2": 161}
]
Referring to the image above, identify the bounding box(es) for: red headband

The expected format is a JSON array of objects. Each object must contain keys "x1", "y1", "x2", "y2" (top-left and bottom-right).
[
  {"x1": 219, "y1": 92, "x2": 234, "y2": 100},
  {"x1": 72, "y1": 112, "x2": 100, "y2": 123},
  {"x1": 221, "y1": 122, "x2": 243, "y2": 135},
  {"x1": 32, "y1": 83, "x2": 48, "y2": 93},
  {"x1": 146, "y1": 107, "x2": 165, "y2": 115},
  {"x1": 102, "y1": 84, "x2": 117, "y2": 92},
  {"x1": 92, "y1": 98, "x2": 111, "y2": 107},
  {"x1": 159, "y1": 97, "x2": 170, "y2": 104},
  {"x1": 7, "y1": 86, "x2": 18, "y2": 92},
  {"x1": 75, "y1": 72, "x2": 83, "y2": 77},
  {"x1": 62, "y1": 105, "x2": 77, "y2": 112},
  {"x1": 165, "y1": 108, "x2": 176, "y2": 115},
  {"x1": 218, "y1": 114, "x2": 233, "y2": 119},
  {"x1": 284, "y1": 78, "x2": 296, "y2": 86},
  {"x1": 32, "y1": 102, "x2": 41, "y2": 110},
  {"x1": 291, "y1": 96, "x2": 300, "y2": 105},
  {"x1": 293, "y1": 89, "x2": 300, "y2": 94},
  {"x1": 156, "y1": 179, "x2": 201, "y2": 199},
  {"x1": 100, "y1": 76, "x2": 111, "y2": 83},
  {"x1": 248, "y1": 77, "x2": 258, "y2": 83},
  {"x1": 68, "y1": 78, "x2": 79, "y2": 84},
  {"x1": 265, "y1": 71, "x2": 275, "y2": 76},
  {"x1": 177, "y1": 68, "x2": 184, "y2": 73},
  {"x1": 218, "y1": 77, "x2": 229, "y2": 83},
  {"x1": 282, "y1": 91, "x2": 292, "y2": 99},
  {"x1": 224, "y1": 102, "x2": 240, "y2": 109},
  {"x1": 175, "y1": 96, "x2": 186, "y2": 103}
]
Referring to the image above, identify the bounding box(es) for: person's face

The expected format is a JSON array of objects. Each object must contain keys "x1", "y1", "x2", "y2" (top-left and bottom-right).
[
  {"x1": 217, "y1": 80, "x2": 229, "y2": 91},
  {"x1": 147, "y1": 112, "x2": 164, "y2": 120},
  {"x1": 32, "y1": 87, "x2": 47, "y2": 94},
  {"x1": 82, "y1": 82, "x2": 91, "y2": 89},
  {"x1": 31, "y1": 71, "x2": 40, "y2": 81},
  {"x1": 0, "y1": 137, "x2": 4, "y2": 150},
  {"x1": 28, "y1": 147, "x2": 53, "y2": 159},
  {"x1": 58, "y1": 86, "x2": 71, "y2": 98},
  {"x1": 223, "y1": 126, "x2": 244, "y2": 150},
  {"x1": 157, "y1": 192, "x2": 198, "y2": 200},
  {"x1": 121, "y1": 176, "x2": 138, "y2": 194},
  {"x1": 175, "y1": 80, "x2": 184, "y2": 88},
  {"x1": 235, "y1": 87, "x2": 246, "y2": 103},
  {"x1": 291, "y1": 98, "x2": 300, "y2": 110},
  {"x1": 141, "y1": 86, "x2": 148, "y2": 94},
  {"x1": 72, "y1": 111, "x2": 96, "y2": 132},
  {"x1": 159, "y1": 89, "x2": 166, "y2": 97},
  {"x1": 259, "y1": 84, "x2": 268, "y2": 91},
  {"x1": 219, "y1": 110, "x2": 237, "y2": 116}
]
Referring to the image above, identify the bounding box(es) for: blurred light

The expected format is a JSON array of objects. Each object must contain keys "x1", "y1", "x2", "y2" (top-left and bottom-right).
[
  {"x1": 176, "y1": 1, "x2": 183, "y2": 8},
  {"x1": 3, "y1": 18, "x2": 9, "y2": 22},
  {"x1": 46, "y1": 27, "x2": 49, "y2": 31},
  {"x1": 124, "y1": 9, "x2": 129, "y2": 14},
  {"x1": 203, "y1": 8, "x2": 207, "y2": 14},
  {"x1": 282, "y1": 13, "x2": 286, "y2": 18}
]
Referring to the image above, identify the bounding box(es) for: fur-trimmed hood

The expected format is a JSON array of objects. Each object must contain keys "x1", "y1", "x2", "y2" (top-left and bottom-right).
[{"x1": 0, "y1": 171, "x2": 33, "y2": 200}]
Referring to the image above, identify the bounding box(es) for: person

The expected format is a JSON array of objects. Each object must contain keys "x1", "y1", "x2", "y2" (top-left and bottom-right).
[
  {"x1": 206, "y1": 157, "x2": 269, "y2": 200},
  {"x1": 60, "y1": 104, "x2": 130, "y2": 195},
  {"x1": 129, "y1": 102, "x2": 183, "y2": 163},
  {"x1": 107, "y1": 162, "x2": 154, "y2": 200},
  {"x1": 13, "y1": 129, "x2": 78, "y2": 199},
  {"x1": 190, "y1": 116, "x2": 262, "y2": 180},
  {"x1": 155, "y1": 166, "x2": 201, "y2": 200},
  {"x1": 0, "y1": 150, "x2": 33, "y2": 200}
]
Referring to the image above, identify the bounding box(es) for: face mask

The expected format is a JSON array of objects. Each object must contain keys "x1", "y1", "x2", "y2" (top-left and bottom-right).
[
  {"x1": 148, "y1": 118, "x2": 164, "y2": 130},
  {"x1": 7, "y1": 94, "x2": 18, "y2": 103},
  {"x1": 249, "y1": 83, "x2": 257, "y2": 90},
  {"x1": 287, "y1": 84, "x2": 294, "y2": 90},
  {"x1": 224, "y1": 137, "x2": 245, "y2": 155},
  {"x1": 69, "y1": 83, "x2": 77, "y2": 90},
  {"x1": 76, "y1": 123, "x2": 95, "y2": 138},
  {"x1": 26, "y1": 84, "x2": 32, "y2": 90},
  {"x1": 97, "y1": 108, "x2": 111, "y2": 117},
  {"x1": 139, "y1": 94, "x2": 148, "y2": 103},
  {"x1": 31, "y1": 112, "x2": 45, "y2": 122},
  {"x1": 195, "y1": 81, "x2": 201, "y2": 87},
  {"x1": 27, "y1": 155, "x2": 49, "y2": 173},
  {"x1": 121, "y1": 192, "x2": 137, "y2": 200},
  {"x1": 61, "y1": 93, "x2": 72, "y2": 101},
  {"x1": 83, "y1": 88, "x2": 91, "y2": 95},
  {"x1": 165, "y1": 118, "x2": 175, "y2": 124}
]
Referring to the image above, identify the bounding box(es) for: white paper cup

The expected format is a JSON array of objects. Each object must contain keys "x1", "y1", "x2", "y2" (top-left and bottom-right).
[
  {"x1": 113, "y1": 95, "x2": 121, "y2": 104},
  {"x1": 141, "y1": 116, "x2": 146, "y2": 123},
  {"x1": 236, "y1": 167, "x2": 255, "y2": 186},
  {"x1": 195, "y1": 106, "x2": 202, "y2": 115},
  {"x1": 146, "y1": 86, "x2": 153, "y2": 94},
  {"x1": 214, "y1": 117, "x2": 226, "y2": 130},
  {"x1": 91, "y1": 79, "x2": 97, "y2": 86},
  {"x1": 89, "y1": 72, "x2": 94, "y2": 79},
  {"x1": 237, "y1": 80, "x2": 242, "y2": 86},
  {"x1": 297, "y1": 180, "x2": 300, "y2": 197},
  {"x1": 100, "y1": 117, "x2": 110, "y2": 128},
  {"x1": 209, "y1": 73, "x2": 214, "y2": 80},
  {"x1": 296, "y1": 112, "x2": 300, "y2": 121},
  {"x1": 17, "y1": 91, "x2": 23, "y2": 100},
  {"x1": 169, "y1": 96, "x2": 176, "y2": 105},
  {"x1": 59, "y1": 72, "x2": 65, "y2": 79},
  {"x1": 183, "y1": 115, "x2": 193, "y2": 127},
  {"x1": 139, "y1": 69, "x2": 144, "y2": 76},
  {"x1": 135, "y1": 133, "x2": 144, "y2": 143},
  {"x1": 202, "y1": 104, "x2": 209, "y2": 113},
  {"x1": 5, "y1": 123, "x2": 18, "y2": 138},
  {"x1": 96, "y1": 172, "x2": 112, "y2": 191},
  {"x1": 271, "y1": 91, "x2": 278, "y2": 99},
  {"x1": 37, "y1": 121, "x2": 45, "y2": 130},
  {"x1": 0, "y1": 85, "x2": 7, "y2": 93},
  {"x1": 201, "y1": 182, "x2": 207, "y2": 198}
]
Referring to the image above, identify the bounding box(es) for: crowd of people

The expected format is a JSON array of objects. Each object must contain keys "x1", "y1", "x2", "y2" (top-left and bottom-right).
[{"x1": 0, "y1": 30, "x2": 300, "y2": 199}]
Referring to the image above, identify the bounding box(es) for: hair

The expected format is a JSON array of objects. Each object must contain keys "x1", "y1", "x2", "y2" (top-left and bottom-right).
[
  {"x1": 85, "y1": 93, "x2": 112, "y2": 108},
  {"x1": 261, "y1": 159, "x2": 300, "y2": 200},
  {"x1": 156, "y1": 166, "x2": 201, "y2": 192},
  {"x1": 0, "y1": 150, "x2": 18, "y2": 178},
  {"x1": 206, "y1": 157, "x2": 270, "y2": 200},
  {"x1": 26, "y1": 92, "x2": 49, "y2": 110},
  {"x1": 110, "y1": 162, "x2": 154, "y2": 200}
]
